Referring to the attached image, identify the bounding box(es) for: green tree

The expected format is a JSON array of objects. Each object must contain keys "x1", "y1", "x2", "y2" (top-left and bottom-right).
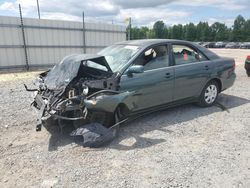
[
  {"x1": 244, "y1": 19, "x2": 250, "y2": 41},
  {"x1": 163, "y1": 27, "x2": 169, "y2": 38},
  {"x1": 130, "y1": 27, "x2": 140, "y2": 39},
  {"x1": 153, "y1": 21, "x2": 165, "y2": 38},
  {"x1": 140, "y1": 27, "x2": 149, "y2": 39},
  {"x1": 168, "y1": 27, "x2": 173, "y2": 38},
  {"x1": 211, "y1": 22, "x2": 229, "y2": 41},
  {"x1": 196, "y1": 22, "x2": 211, "y2": 41},
  {"x1": 232, "y1": 15, "x2": 246, "y2": 41},
  {"x1": 184, "y1": 23, "x2": 197, "y2": 41},
  {"x1": 146, "y1": 29, "x2": 155, "y2": 39},
  {"x1": 129, "y1": 15, "x2": 250, "y2": 42},
  {"x1": 171, "y1": 24, "x2": 183, "y2": 39}
]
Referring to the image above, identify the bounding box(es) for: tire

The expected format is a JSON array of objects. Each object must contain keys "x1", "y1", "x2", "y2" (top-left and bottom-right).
[
  {"x1": 198, "y1": 80, "x2": 219, "y2": 107},
  {"x1": 247, "y1": 70, "x2": 250, "y2": 77},
  {"x1": 88, "y1": 111, "x2": 114, "y2": 128},
  {"x1": 88, "y1": 105, "x2": 128, "y2": 127}
]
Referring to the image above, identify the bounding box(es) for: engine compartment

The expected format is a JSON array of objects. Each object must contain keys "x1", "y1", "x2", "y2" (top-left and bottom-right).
[{"x1": 28, "y1": 56, "x2": 121, "y2": 132}]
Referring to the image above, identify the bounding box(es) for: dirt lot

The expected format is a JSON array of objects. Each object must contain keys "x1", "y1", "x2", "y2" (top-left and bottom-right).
[{"x1": 0, "y1": 49, "x2": 250, "y2": 188}]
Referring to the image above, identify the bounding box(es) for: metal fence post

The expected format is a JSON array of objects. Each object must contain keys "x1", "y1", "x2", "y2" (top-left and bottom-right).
[
  {"x1": 126, "y1": 17, "x2": 131, "y2": 40},
  {"x1": 82, "y1": 11, "x2": 86, "y2": 53},
  {"x1": 36, "y1": 0, "x2": 41, "y2": 19},
  {"x1": 19, "y1": 4, "x2": 29, "y2": 70},
  {"x1": 128, "y1": 17, "x2": 131, "y2": 40}
]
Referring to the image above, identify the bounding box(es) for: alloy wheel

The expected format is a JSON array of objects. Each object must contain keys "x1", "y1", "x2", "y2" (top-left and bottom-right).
[{"x1": 204, "y1": 84, "x2": 218, "y2": 104}]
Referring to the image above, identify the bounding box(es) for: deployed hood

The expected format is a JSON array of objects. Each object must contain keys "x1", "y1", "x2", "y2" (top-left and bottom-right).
[{"x1": 44, "y1": 54, "x2": 112, "y2": 90}]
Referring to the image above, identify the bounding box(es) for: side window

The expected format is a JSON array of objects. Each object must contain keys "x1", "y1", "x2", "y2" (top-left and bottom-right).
[
  {"x1": 134, "y1": 45, "x2": 169, "y2": 71},
  {"x1": 172, "y1": 45, "x2": 207, "y2": 65}
]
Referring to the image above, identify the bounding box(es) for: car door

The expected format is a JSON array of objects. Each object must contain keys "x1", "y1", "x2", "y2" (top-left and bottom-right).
[
  {"x1": 119, "y1": 44, "x2": 174, "y2": 112},
  {"x1": 171, "y1": 43, "x2": 214, "y2": 101}
]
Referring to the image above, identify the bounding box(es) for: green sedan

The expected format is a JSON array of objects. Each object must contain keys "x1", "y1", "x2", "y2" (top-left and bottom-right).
[{"x1": 27, "y1": 39, "x2": 236, "y2": 144}]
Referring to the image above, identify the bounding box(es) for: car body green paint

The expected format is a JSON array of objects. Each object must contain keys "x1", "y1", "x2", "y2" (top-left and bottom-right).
[{"x1": 86, "y1": 39, "x2": 236, "y2": 117}]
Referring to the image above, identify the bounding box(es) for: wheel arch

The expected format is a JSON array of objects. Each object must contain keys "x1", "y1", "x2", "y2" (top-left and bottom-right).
[
  {"x1": 115, "y1": 103, "x2": 130, "y2": 118},
  {"x1": 209, "y1": 78, "x2": 222, "y2": 93},
  {"x1": 198, "y1": 77, "x2": 221, "y2": 107}
]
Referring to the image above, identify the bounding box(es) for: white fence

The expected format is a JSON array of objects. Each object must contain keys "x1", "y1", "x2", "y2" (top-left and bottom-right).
[{"x1": 0, "y1": 16, "x2": 127, "y2": 70}]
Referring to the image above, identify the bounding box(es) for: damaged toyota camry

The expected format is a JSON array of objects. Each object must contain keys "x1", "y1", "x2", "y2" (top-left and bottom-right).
[{"x1": 25, "y1": 39, "x2": 236, "y2": 147}]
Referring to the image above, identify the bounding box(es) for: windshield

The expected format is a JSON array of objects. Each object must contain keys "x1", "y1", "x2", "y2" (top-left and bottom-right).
[{"x1": 98, "y1": 44, "x2": 140, "y2": 72}]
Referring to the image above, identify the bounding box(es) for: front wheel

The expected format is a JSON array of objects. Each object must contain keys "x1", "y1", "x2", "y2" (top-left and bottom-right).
[
  {"x1": 88, "y1": 111, "x2": 114, "y2": 128},
  {"x1": 198, "y1": 81, "x2": 219, "y2": 107}
]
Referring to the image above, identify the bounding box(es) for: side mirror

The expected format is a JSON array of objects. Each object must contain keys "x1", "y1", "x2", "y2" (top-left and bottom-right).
[{"x1": 127, "y1": 65, "x2": 144, "y2": 76}]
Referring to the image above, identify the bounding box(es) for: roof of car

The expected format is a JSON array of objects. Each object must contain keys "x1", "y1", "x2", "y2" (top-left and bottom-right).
[
  {"x1": 116, "y1": 39, "x2": 192, "y2": 46},
  {"x1": 116, "y1": 39, "x2": 220, "y2": 60}
]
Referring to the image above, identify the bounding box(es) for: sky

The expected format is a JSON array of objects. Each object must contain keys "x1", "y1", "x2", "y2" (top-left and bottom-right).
[{"x1": 0, "y1": 0, "x2": 249, "y2": 27}]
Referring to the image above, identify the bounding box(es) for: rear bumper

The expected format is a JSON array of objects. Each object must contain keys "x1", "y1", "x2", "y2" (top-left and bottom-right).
[{"x1": 221, "y1": 72, "x2": 236, "y2": 91}]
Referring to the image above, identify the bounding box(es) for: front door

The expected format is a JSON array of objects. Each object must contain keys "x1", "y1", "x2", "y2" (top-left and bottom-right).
[{"x1": 119, "y1": 44, "x2": 174, "y2": 112}]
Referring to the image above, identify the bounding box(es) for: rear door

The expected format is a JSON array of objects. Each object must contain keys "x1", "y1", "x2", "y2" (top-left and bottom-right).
[
  {"x1": 171, "y1": 43, "x2": 214, "y2": 101},
  {"x1": 119, "y1": 44, "x2": 174, "y2": 111}
]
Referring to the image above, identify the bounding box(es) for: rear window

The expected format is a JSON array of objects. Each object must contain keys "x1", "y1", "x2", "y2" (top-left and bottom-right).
[{"x1": 173, "y1": 44, "x2": 208, "y2": 65}]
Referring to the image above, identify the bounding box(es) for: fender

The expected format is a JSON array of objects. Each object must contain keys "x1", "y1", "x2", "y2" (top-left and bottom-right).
[{"x1": 84, "y1": 91, "x2": 135, "y2": 113}]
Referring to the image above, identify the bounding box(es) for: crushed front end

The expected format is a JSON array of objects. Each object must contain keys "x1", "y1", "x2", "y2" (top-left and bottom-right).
[{"x1": 25, "y1": 54, "x2": 120, "y2": 133}]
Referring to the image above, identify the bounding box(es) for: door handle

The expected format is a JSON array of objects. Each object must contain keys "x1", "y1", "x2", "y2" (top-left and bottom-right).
[
  {"x1": 165, "y1": 72, "x2": 171, "y2": 78},
  {"x1": 205, "y1": 65, "x2": 209, "y2": 70}
]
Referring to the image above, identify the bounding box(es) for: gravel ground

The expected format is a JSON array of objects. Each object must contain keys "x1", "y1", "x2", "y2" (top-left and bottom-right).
[{"x1": 0, "y1": 49, "x2": 250, "y2": 188}]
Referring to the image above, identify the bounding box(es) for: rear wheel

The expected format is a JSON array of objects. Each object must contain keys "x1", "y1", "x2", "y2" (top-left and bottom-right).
[{"x1": 198, "y1": 81, "x2": 219, "y2": 107}]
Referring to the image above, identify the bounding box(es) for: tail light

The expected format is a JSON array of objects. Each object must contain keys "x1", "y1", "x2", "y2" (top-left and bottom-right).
[{"x1": 247, "y1": 55, "x2": 250, "y2": 60}]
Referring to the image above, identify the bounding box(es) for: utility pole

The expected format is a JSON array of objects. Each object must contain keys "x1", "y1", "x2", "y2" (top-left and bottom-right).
[
  {"x1": 127, "y1": 17, "x2": 131, "y2": 40},
  {"x1": 36, "y1": 0, "x2": 41, "y2": 19},
  {"x1": 129, "y1": 17, "x2": 131, "y2": 40},
  {"x1": 82, "y1": 11, "x2": 86, "y2": 53}
]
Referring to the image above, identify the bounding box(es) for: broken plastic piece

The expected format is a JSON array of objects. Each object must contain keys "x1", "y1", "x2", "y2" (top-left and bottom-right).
[{"x1": 70, "y1": 123, "x2": 119, "y2": 148}]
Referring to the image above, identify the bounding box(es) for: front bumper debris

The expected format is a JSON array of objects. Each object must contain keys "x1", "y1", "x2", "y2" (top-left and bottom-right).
[
  {"x1": 70, "y1": 118, "x2": 127, "y2": 147},
  {"x1": 32, "y1": 92, "x2": 87, "y2": 131}
]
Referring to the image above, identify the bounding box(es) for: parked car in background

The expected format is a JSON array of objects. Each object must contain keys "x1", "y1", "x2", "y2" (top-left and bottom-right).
[
  {"x1": 202, "y1": 42, "x2": 216, "y2": 48},
  {"x1": 240, "y1": 42, "x2": 250, "y2": 49},
  {"x1": 245, "y1": 55, "x2": 250, "y2": 76},
  {"x1": 225, "y1": 42, "x2": 240, "y2": 49},
  {"x1": 195, "y1": 42, "x2": 204, "y2": 45},
  {"x1": 215, "y1": 42, "x2": 227, "y2": 48}
]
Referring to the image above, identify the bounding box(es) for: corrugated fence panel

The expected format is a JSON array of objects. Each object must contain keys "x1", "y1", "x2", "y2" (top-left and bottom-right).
[
  {"x1": 0, "y1": 16, "x2": 25, "y2": 67},
  {"x1": 0, "y1": 16, "x2": 126, "y2": 69}
]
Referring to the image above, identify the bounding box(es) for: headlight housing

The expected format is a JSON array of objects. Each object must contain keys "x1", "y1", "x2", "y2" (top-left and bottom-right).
[
  {"x1": 68, "y1": 89, "x2": 75, "y2": 98},
  {"x1": 82, "y1": 84, "x2": 89, "y2": 95}
]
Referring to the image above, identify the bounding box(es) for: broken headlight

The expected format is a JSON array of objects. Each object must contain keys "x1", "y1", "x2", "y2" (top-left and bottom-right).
[
  {"x1": 82, "y1": 84, "x2": 89, "y2": 95},
  {"x1": 68, "y1": 89, "x2": 75, "y2": 99}
]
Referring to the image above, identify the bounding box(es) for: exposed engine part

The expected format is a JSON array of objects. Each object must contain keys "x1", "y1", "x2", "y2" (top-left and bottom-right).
[
  {"x1": 68, "y1": 89, "x2": 75, "y2": 99},
  {"x1": 82, "y1": 84, "x2": 89, "y2": 95},
  {"x1": 24, "y1": 84, "x2": 38, "y2": 92},
  {"x1": 27, "y1": 54, "x2": 122, "y2": 133}
]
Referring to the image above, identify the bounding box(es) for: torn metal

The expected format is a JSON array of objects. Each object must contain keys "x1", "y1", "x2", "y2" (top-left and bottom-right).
[{"x1": 25, "y1": 54, "x2": 126, "y2": 146}]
